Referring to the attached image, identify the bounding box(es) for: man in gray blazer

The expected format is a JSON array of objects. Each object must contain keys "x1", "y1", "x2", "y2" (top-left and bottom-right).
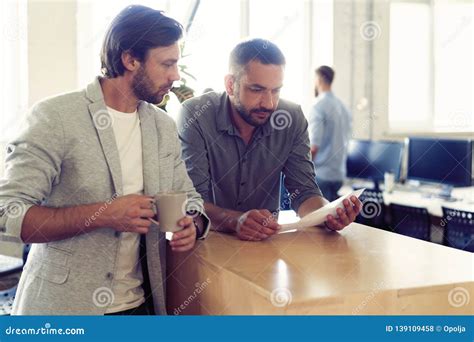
[{"x1": 0, "y1": 5, "x2": 209, "y2": 315}]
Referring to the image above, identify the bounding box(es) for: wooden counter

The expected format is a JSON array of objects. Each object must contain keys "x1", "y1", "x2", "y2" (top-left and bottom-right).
[{"x1": 166, "y1": 222, "x2": 473, "y2": 315}]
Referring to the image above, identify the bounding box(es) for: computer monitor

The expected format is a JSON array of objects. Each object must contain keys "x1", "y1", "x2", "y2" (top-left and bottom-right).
[
  {"x1": 346, "y1": 139, "x2": 404, "y2": 185},
  {"x1": 407, "y1": 138, "x2": 473, "y2": 188}
]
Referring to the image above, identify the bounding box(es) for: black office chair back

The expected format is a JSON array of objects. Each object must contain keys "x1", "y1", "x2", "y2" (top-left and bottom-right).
[
  {"x1": 389, "y1": 203, "x2": 431, "y2": 241},
  {"x1": 355, "y1": 189, "x2": 387, "y2": 229},
  {"x1": 442, "y1": 207, "x2": 474, "y2": 252}
]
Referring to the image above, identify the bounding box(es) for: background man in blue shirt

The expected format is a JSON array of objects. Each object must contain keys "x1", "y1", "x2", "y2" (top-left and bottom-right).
[{"x1": 309, "y1": 66, "x2": 352, "y2": 201}]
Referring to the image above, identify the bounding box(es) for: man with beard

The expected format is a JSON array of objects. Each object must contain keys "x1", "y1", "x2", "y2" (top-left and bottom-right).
[
  {"x1": 0, "y1": 5, "x2": 209, "y2": 315},
  {"x1": 177, "y1": 39, "x2": 361, "y2": 241}
]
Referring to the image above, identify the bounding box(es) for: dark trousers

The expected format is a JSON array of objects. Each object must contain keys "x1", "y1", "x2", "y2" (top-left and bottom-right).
[
  {"x1": 104, "y1": 300, "x2": 154, "y2": 316},
  {"x1": 317, "y1": 179, "x2": 343, "y2": 202}
]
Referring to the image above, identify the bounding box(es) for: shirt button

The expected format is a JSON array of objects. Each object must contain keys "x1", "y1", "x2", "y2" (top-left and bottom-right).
[
  {"x1": 114, "y1": 231, "x2": 121, "y2": 238},
  {"x1": 237, "y1": 202, "x2": 242, "y2": 206},
  {"x1": 240, "y1": 182, "x2": 246, "y2": 186},
  {"x1": 106, "y1": 272, "x2": 114, "y2": 280},
  {"x1": 0, "y1": 227, "x2": 5, "y2": 232}
]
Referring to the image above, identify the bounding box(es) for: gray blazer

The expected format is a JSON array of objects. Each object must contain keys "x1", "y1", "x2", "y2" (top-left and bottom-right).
[{"x1": 0, "y1": 77, "x2": 208, "y2": 315}]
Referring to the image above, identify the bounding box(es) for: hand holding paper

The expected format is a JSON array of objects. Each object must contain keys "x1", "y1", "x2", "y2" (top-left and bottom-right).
[{"x1": 279, "y1": 188, "x2": 365, "y2": 233}]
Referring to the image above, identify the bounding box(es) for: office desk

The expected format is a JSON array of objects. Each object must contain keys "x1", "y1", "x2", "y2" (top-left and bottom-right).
[
  {"x1": 339, "y1": 185, "x2": 474, "y2": 217},
  {"x1": 167, "y1": 222, "x2": 473, "y2": 315}
]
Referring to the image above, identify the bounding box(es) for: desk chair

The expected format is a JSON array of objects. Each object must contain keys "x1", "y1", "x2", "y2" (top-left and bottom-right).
[
  {"x1": 442, "y1": 207, "x2": 474, "y2": 252},
  {"x1": 355, "y1": 189, "x2": 387, "y2": 229},
  {"x1": 389, "y1": 203, "x2": 431, "y2": 241}
]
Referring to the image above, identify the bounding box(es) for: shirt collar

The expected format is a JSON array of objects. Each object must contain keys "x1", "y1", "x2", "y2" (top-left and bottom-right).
[
  {"x1": 216, "y1": 93, "x2": 235, "y2": 135},
  {"x1": 319, "y1": 90, "x2": 333, "y2": 98}
]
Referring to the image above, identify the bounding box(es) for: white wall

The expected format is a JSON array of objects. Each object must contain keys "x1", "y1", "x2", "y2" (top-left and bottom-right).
[
  {"x1": 333, "y1": 0, "x2": 391, "y2": 141},
  {"x1": 333, "y1": 0, "x2": 472, "y2": 141},
  {"x1": 28, "y1": 0, "x2": 77, "y2": 105},
  {"x1": 1, "y1": 1, "x2": 78, "y2": 257},
  {"x1": 0, "y1": 0, "x2": 77, "y2": 174}
]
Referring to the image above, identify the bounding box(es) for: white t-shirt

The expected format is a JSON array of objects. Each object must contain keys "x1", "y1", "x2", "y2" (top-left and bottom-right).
[{"x1": 105, "y1": 106, "x2": 145, "y2": 313}]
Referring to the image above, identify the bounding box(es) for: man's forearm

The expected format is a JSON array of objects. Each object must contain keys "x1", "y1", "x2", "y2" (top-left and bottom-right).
[
  {"x1": 204, "y1": 203, "x2": 242, "y2": 233},
  {"x1": 21, "y1": 202, "x2": 111, "y2": 243},
  {"x1": 297, "y1": 195, "x2": 329, "y2": 218}
]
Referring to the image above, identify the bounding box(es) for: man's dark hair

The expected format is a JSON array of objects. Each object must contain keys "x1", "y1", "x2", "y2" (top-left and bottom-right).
[
  {"x1": 100, "y1": 5, "x2": 183, "y2": 78},
  {"x1": 229, "y1": 38, "x2": 286, "y2": 78},
  {"x1": 315, "y1": 65, "x2": 335, "y2": 85}
]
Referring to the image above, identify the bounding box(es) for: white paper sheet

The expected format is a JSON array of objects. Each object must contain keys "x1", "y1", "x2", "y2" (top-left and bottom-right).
[{"x1": 278, "y1": 188, "x2": 366, "y2": 233}]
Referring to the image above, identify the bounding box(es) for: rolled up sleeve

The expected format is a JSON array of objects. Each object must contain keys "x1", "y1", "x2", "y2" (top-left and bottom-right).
[
  {"x1": 283, "y1": 106, "x2": 323, "y2": 212},
  {"x1": 0, "y1": 103, "x2": 64, "y2": 243}
]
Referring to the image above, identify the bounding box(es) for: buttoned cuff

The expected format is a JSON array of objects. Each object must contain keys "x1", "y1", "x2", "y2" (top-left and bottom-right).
[{"x1": 0, "y1": 202, "x2": 34, "y2": 243}]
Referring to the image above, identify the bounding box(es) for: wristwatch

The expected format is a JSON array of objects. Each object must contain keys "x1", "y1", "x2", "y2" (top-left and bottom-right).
[{"x1": 192, "y1": 213, "x2": 210, "y2": 240}]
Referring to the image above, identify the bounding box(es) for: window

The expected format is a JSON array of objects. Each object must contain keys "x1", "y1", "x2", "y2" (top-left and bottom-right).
[
  {"x1": 433, "y1": 0, "x2": 473, "y2": 132},
  {"x1": 249, "y1": 0, "x2": 306, "y2": 105},
  {"x1": 389, "y1": 0, "x2": 474, "y2": 133},
  {"x1": 76, "y1": 0, "x2": 333, "y2": 112},
  {"x1": 0, "y1": 0, "x2": 28, "y2": 143},
  {"x1": 248, "y1": 0, "x2": 333, "y2": 109},
  {"x1": 76, "y1": 0, "x2": 169, "y2": 88},
  {"x1": 179, "y1": 0, "x2": 241, "y2": 94},
  {"x1": 76, "y1": 0, "x2": 240, "y2": 94}
]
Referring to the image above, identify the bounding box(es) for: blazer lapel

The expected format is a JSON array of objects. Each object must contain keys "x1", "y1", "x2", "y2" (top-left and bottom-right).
[{"x1": 86, "y1": 78, "x2": 123, "y2": 196}]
